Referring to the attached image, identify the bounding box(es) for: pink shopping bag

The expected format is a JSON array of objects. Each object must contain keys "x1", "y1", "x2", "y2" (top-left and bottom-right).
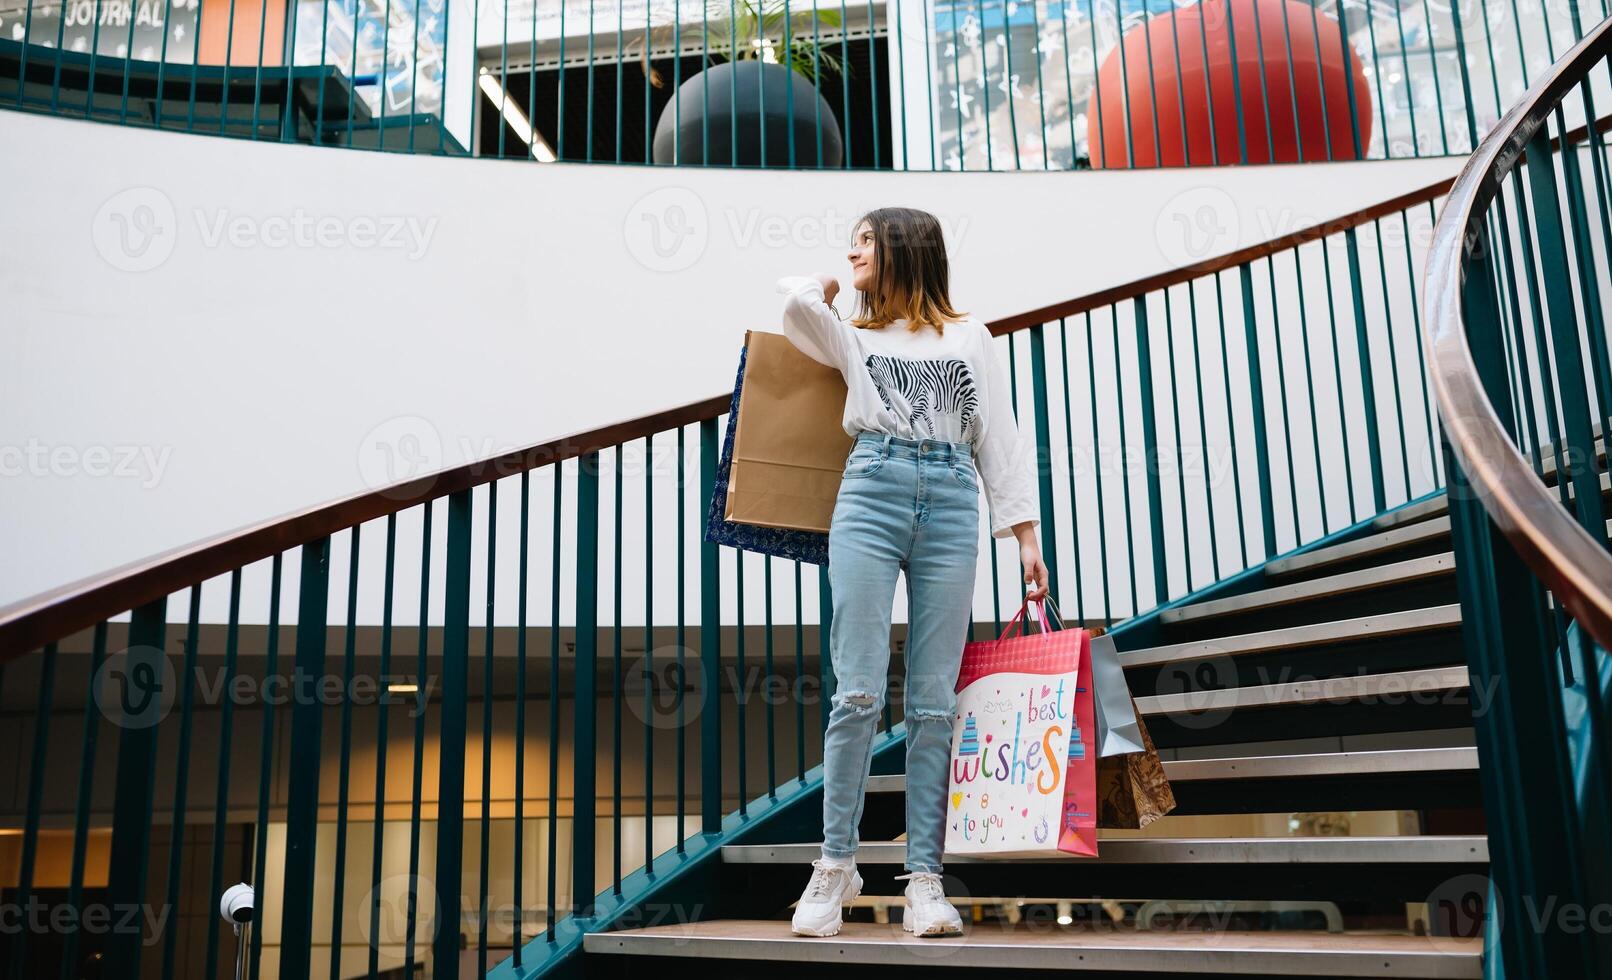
[{"x1": 945, "y1": 597, "x2": 1098, "y2": 858}]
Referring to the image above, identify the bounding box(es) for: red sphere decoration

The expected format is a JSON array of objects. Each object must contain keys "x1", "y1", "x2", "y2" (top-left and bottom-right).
[{"x1": 1088, "y1": 0, "x2": 1373, "y2": 167}]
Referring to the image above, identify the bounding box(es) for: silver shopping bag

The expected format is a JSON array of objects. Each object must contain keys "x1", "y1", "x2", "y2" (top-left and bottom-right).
[
  {"x1": 1089, "y1": 631, "x2": 1144, "y2": 758},
  {"x1": 1044, "y1": 597, "x2": 1144, "y2": 758}
]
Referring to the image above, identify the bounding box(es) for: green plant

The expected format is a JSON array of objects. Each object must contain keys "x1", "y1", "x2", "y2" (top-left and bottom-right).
[{"x1": 637, "y1": 0, "x2": 852, "y2": 90}]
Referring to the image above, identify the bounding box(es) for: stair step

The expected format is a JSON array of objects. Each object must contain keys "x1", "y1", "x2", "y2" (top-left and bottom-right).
[
  {"x1": 863, "y1": 747, "x2": 1480, "y2": 816},
  {"x1": 723, "y1": 836, "x2": 1488, "y2": 866},
  {"x1": 1372, "y1": 495, "x2": 1451, "y2": 531},
  {"x1": 1266, "y1": 518, "x2": 1452, "y2": 578},
  {"x1": 1160, "y1": 553, "x2": 1456, "y2": 627},
  {"x1": 1136, "y1": 666, "x2": 1469, "y2": 717},
  {"x1": 1122, "y1": 605, "x2": 1462, "y2": 670},
  {"x1": 584, "y1": 921, "x2": 1483, "y2": 977},
  {"x1": 867, "y1": 747, "x2": 1479, "y2": 794}
]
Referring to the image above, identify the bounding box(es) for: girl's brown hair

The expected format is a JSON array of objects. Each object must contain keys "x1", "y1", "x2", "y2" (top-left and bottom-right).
[{"x1": 847, "y1": 207, "x2": 969, "y2": 336}]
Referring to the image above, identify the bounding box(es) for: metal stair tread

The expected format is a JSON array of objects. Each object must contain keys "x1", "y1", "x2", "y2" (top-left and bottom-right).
[
  {"x1": 1122, "y1": 605, "x2": 1462, "y2": 668},
  {"x1": 865, "y1": 747, "x2": 1479, "y2": 795},
  {"x1": 582, "y1": 921, "x2": 1482, "y2": 977},
  {"x1": 722, "y1": 836, "x2": 1489, "y2": 865},
  {"x1": 1266, "y1": 517, "x2": 1453, "y2": 577},
  {"x1": 1160, "y1": 553, "x2": 1456, "y2": 625},
  {"x1": 1135, "y1": 665, "x2": 1469, "y2": 716}
]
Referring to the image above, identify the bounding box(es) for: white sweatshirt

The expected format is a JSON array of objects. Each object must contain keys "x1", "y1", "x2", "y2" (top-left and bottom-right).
[{"x1": 775, "y1": 274, "x2": 1041, "y2": 540}]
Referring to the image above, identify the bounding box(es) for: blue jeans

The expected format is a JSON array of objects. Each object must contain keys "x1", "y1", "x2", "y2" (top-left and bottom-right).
[{"x1": 821, "y1": 431, "x2": 981, "y2": 873}]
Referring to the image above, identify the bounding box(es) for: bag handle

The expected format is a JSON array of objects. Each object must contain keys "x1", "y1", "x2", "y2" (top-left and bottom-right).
[{"x1": 998, "y1": 596, "x2": 1056, "y2": 642}]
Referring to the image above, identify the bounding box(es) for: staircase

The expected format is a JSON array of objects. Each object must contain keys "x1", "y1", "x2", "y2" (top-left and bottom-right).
[{"x1": 577, "y1": 470, "x2": 1605, "y2": 978}]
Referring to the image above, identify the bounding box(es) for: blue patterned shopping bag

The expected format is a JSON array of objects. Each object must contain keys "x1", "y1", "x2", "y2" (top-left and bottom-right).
[{"x1": 703, "y1": 345, "x2": 833, "y2": 565}]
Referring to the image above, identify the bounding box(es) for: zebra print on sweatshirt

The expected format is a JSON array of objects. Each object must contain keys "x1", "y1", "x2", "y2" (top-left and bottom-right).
[{"x1": 863, "y1": 354, "x2": 980, "y2": 440}]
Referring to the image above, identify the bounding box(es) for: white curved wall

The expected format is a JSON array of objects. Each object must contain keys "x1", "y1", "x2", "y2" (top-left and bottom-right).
[{"x1": 0, "y1": 106, "x2": 1462, "y2": 613}]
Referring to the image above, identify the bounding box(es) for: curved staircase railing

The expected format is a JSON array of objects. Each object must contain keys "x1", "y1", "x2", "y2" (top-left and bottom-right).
[
  {"x1": 3, "y1": 177, "x2": 1463, "y2": 980},
  {"x1": 1423, "y1": 11, "x2": 1612, "y2": 977}
]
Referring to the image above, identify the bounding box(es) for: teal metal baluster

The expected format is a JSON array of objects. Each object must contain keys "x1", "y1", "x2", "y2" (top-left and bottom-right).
[
  {"x1": 765, "y1": 557, "x2": 778, "y2": 796},
  {"x1": 1213, "y1": 272, "x2": 1251, "y2": 567},
  {"x1": 1000, "y1": 0, "x2": 1021, "y2": 168},
  {"x1": 559, "y1": 0, "x2": 569, "y2": 158},
  {"x1": 1055, "y1": 317, "x2": 1088, "y2": 622},
  {"x1": 514, "y1": 471, "x2": 529, "y2": 964},
  {"x1": 616, "y1": 0, "x2": 624, "y2": 161},
  {"x1": 1115, "y1": 306, "x2": 1141, "y2": 612},
  {"x1": 1085, "y1": 311, "x2": 1112, "y2": 625},
  {"x1": 867, "y1": 0, "x2": 881, "y2": 167},
  {"x1": 740, "y1": 553, "x2": 752, "y2": 812},
  {"x1": 1245, "y1": 0, "x2": 1276, "y2": 160},
  {"x1": 153, "y1": 0, "x2": 180, "y2": 128},
  {"x1": 404, "y1": 505, "x2": 431, "y2": 974},
  {"x1": 786, "y1": 0, "x2": 798, "y2": 166},
  {"x1": 1305, "y1": 0, "x2": 1333, "y2": 161},
  {"x1": 614, "y1": 446, "x2": 624, "y2": 886},
  {"x1": 1166, "y1": 1, "x2": 1190, "y2": 164},
  {"x1": 275, "y1": 0, "x2": 300, "y2": 138},
  {"x1": 63, "y1": 624, "x2": 108, "y2": 980},
  {"x1": 250, "y1": 0, "x2": 271, "y2": 138},
  {"x1": 1417, "y1": 0, "x2": 1451, "y2": 154},
  {"x1": 1195, "y1": 0, "x2": 1219, "y2": 163},
  {"x1": 795, "y1": 561, "x2": 809, "y2": 777},
  {"x1": 547, "y1": 466, "x2": 563, "y2": 934},
  {"x1": 1399, "y1": 207, "x2": 1441, "y2": 488},
  {"x1": 587, "y1": 0, "x2": 598, "y2": 160},
  {"x1": 699, "y1": 418, "x2": 723, "y2": 831},
  {"x1": 839, "y1": 0, "x2": 851, "y2": 166},
  {"x1": 1030, "y1": 323, "x2": 1062, "y2": 601},
  {"x1": 218, "y1": 0, "x2": 240, "y2": 134},
  {"x1": 575, "y1": 452, "x2": 601, "y2": 914},
  {"x1": 1288, "y1": 246, "x2": 1331, "y2": 533},
  {"x1": 1263, "y1": 255, "x2": 1303, "y2": 546},
  {"x1": 346, "y1": 0, "x2": 362, "y2": 145},
  {"x1": 367, "y1": 516, "x2": 397, "y2": 976},
  {"x1": 1369, "y1": 219, "x2": 1414, "y2": 503},
  {"x1": 1138, "y1": 0, "x2": 1163, "y2": 166},
  {"x1": 1087, "y1": 0, "x2": 1106, "y2": 167},
  {"x1": 203, "y1": 573, "x2": 243, "y2": 980},
  {"x1": 158, "y1": 593, "x2": 200, "y2": 980},
  {"x1": 433, "y1": 491, "x2": 473, "y2": 980},
  {"x1": 405, "y1": 0, "x2": 426, "y2": 151},
  {"x1": 1316, "y1": 232, "x2": 1360, "y2": 521},
  {"x1": 645, "y1": 436, "x2": 657, "y2": 866},
  {"x1": 677, "y1": 428, "x2": 689, "y2": 846},
  {"x1": 975, "y1": 0, "x2": 995, "y2": 169},
  {"x1": 1162, "y1": 288, "x2": 1195, "y2": 589},
  {"x1": 1112, "y1": 0, "x2": 1135, "y2": 165},
  {"x1": 1336, "y1": 0, "x2": 1367, "y2": 157},
  {"x1": 1441, "y1": 0, "x2": 1478, "y2": 152},
  {"x1": 1223, "y1": 0, "x2": 1249, "y2": 162},
  {"x1": 1379, "y1": 0, "x2": 1418, "y2": 153},
  {"x1": 1057, "y1": 0, "x2": 1079, "y2": 166},
  {"x1": 1343, "y1": 228, "x2": 1388, "y2": 513},
  {"x1": 1131, "y1": 297, "x2": 1168, "y2": 605},
  {"x1": 8, "y1": 643, "x2": 56, "y2": 978},
  {"x1": 1277, "y1": 0, "x2": 1304, "y2": 161},
  {"x1": 1185, "y1": 282, "x2": 1224, "y2": 581},
  {"x1": 328, "y1": 529, "x2": 361, "y2": 980},
  {"x1": 479, "y1": 485, "x2": 498, "y2": 973},
  {"x1": 1027, "y1": 0, "x2": 1050, "y2": 168},
  {"x1": 13, "y1": 0, "x2": 35, "y2": 109},
  {"x1": 1237, "y1": 262, "x2": 1278, "y2": 556},
  {"x1": 247, "y1": 558, "x2": 282, "y2": 980},
  {"x1": 282, "y1": 537, "x2": 333, "y2": 979}
]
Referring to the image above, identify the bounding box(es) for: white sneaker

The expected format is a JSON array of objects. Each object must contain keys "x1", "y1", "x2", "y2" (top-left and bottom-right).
[
  {"x1": 790, "y1": 858, "x2": 864, "y2": 937},
  {"x1": 897, "y1": 871, "x2": 964, "y2": 937}
]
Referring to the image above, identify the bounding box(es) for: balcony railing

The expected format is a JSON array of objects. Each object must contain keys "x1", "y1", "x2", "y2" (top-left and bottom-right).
[{"x1": 0, "y1": 0, "x2": 1605, "y2": 168}]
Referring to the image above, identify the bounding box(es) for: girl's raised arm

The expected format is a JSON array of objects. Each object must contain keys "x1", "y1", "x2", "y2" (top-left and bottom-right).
[{"x1": 776, "y1": 275, "x2": 853, "y2": 372}]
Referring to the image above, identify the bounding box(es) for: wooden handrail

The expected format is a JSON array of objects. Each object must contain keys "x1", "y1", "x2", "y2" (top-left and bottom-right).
[
  {"x1": 0, "y1": 160, "x2": 1519, "y2": 658},
  {"x1": 1423, "y1": 19, "x2": 1612, "y2": 647}
]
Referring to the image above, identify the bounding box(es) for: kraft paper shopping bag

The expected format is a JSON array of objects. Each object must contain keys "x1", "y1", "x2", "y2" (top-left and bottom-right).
[{"x1": 724, "y1": 329, "x2": 855, "y2": 533}]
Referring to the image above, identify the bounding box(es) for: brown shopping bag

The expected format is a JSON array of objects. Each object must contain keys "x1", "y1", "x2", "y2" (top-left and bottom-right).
[
  {"x1": 725, "y1": 329, "x2": 855, "y2": 533},
  {"x1": 1095, "y1": 703, "x2": 1177, "y2": 830}
]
